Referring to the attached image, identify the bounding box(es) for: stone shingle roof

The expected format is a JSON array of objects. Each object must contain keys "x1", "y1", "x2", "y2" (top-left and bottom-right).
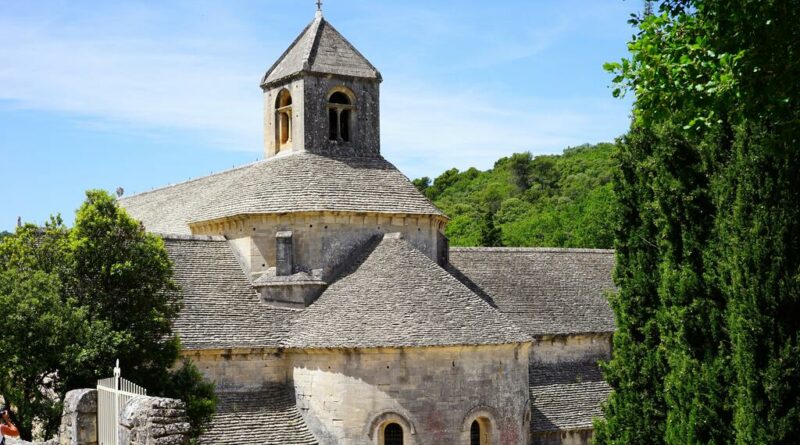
[
  {"x1": 261, "y1": 13, "x2": 380, "y2": 87},
  {"x1": 163, "y1": 235, "x2": 296, "y2": 350},
  {"x1": 165, "y1": 234, "x2": 526, "y2": 350},
  {"x1": 530, "y1": 361, "x2": 611, "y2": 433},
  {"x1": 286, "y1": 235, "x2": 530, "y2": 349},
  {"x1": 199, "y1": 387, "x2": 317, "y2": 445},
  {"x1": 121, "y1": 153, "x2": 442, "y2": 235},
  {"x1": 448, "y1": 248, "x2": 616, "y2": 337}
]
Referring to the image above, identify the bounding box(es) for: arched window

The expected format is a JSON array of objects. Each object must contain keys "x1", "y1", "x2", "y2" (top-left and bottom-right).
[
  {"x1": 470, "y1": 420, "x2": 481, "y2": 445},
  {"x1": 327, "y1": 89, "x2": 354, "y2": 143},
  {"x1": 369, "y1": 412, "x2": 414, "y2": 445},
  {"x1": 464, "y1": 414, "x2": 493, "y2": 445},
  {"x1": 275, "y1": 89, "x2": 292, "y2": 152},
  {"x1": 384, "y1": 423, "x2": 403, "y2": 445}
]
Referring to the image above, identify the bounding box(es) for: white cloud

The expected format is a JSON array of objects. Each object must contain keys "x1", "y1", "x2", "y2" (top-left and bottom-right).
[
  {"x1": 0, "y1": 15, "x2": 265, "y2": 151},
  {"x1": 0, "y1": 3, "x2": 631, "y2": 179},
  {"x1": 380, "y1": 80, "x2": 630, "y2": 178}
]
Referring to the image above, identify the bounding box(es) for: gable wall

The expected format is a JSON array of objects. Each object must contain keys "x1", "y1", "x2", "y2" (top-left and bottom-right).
[
  {"x1": 191, "y1": 212, "x2": 446, "y2": 279},
  {"x1": 290, "y1": 344, "x2": 531, "y2": 445}
]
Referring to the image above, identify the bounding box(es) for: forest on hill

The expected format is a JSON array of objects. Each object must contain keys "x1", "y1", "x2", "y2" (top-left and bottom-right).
[{"x1": 413, "y1": 142, "x2": 616, "y2": 249}]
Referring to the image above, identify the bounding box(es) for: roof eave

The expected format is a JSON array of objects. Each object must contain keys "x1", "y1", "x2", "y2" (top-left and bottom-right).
[{"x1": 260, "y1": 69, "x2": 382, "y2": 90}]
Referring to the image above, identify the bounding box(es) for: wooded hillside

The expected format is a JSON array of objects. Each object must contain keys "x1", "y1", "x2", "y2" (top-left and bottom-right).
[{"x1": 413, "y1": 143, "x2": 616, "y2": 249}]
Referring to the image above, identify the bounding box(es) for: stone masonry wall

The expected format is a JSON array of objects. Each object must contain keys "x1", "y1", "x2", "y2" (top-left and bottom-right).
[
  {"x1": 59, "y1": 389, "x2": 97, "y2": 445},
  {"x1": 291, "y1": 344, "x2": 531, "y2": 445},
  {"x1": 192, "y1": 212, "x2": 445, "y2": 279},
  {"x1": 530, "y1": 334, "x2": 611, "y2": 365},
  {"x1": 532, "y1": 428, "x2": 594, "y2": 445},
  {"x1": 184, "y1": 349, "x2": 290, "y2": 390},
  {"x1": 55, "y1": 389, "x2": 189, "y2": 445},
  {"x1": 263, "y1": 76, "x2": 380, "y2": 159},
  {"x1": 264, "y1": 78, "x2": 305, "y2": 158},
  {"x1": 119, "y1": 397, "x2": 190, "y2": 445}
]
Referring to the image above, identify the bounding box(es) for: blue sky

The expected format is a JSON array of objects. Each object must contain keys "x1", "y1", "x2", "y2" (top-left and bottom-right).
[{"x1": 0, "y1": 0, "x2": 636, "y2": 231}]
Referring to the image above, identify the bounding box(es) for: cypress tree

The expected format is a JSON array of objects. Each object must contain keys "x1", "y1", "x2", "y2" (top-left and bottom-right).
[
  {"x1": 593, "y1": 126, "x2": 667, "y2": 445},
  {"x1": 599, "y1": 1, "x2": 800, "y2": 443},
  {"x1": 709, "y1": 1, "x2": 800, "y2": 441}
]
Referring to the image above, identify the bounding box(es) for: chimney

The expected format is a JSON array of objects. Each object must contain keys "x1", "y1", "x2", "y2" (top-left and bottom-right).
[
  {"x1": 275, "y1": 231, "x2": 294, "y2": 276},
  {"x1": 437, "y1": 231, "x2": 449, "y2": 267}
]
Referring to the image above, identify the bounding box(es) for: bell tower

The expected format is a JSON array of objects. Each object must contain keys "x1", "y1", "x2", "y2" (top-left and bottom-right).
[{"x1": 261, "y1": 10, "x2": 382, "y2": 158}]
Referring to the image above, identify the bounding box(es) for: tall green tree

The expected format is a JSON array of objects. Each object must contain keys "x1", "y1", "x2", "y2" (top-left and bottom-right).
[
  {"x1": 593, "y1": 127, "x2": 667, "y2": 445},
  {"x1": 597, "y1": 1, "x2": 800, "y2": 443},
  {"x1": 0, "y1": 191, "x2": 215, "y2": 440}
]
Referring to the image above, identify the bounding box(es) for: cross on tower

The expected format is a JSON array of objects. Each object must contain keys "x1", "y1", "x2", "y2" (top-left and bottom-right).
[{"x1": 316, "y1": 0, "x2": 322, "y2": 12}]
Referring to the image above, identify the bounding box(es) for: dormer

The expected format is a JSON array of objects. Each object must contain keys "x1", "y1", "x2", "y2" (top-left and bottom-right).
[{"x1": 261, "y1": 11, "x2": 382, "y2": 159}]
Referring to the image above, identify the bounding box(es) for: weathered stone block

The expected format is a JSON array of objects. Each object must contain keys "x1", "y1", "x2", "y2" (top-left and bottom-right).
[{"x1": 59, "y1": 389, "x2": 97, "y2": 445}]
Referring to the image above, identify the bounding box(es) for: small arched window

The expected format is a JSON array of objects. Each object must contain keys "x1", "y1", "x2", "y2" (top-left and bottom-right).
[
  {"x1": 470, "y1": 420, "x2": 481, "y2": 445},
  {"x1": 275, "y1": 89, "x2": 293, "y2": 152},
  {"x1": 384, "y1": 423, "x2": 403, "y2": 445},
  {"x1": 327, "y1": 89, "x2": 354, "y2": 143},
  {"x1": 469, "y1": 417, "x2": 491, "y2": 445}
]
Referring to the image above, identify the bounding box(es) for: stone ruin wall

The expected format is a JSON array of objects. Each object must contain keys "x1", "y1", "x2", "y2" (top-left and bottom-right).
[{"x1": 8, "y1": 389, "x2": 193, "y2": 445}]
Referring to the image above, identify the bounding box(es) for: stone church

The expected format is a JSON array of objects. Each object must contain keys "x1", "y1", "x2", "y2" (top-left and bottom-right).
[{"x1": 120, "y1": 9, "x2": 616, "y2": 445}]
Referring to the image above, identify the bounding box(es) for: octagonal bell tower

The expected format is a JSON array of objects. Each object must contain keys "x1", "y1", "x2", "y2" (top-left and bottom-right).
[{"x1": 261, "y1": 10, "x2": 382, "y2": 159}]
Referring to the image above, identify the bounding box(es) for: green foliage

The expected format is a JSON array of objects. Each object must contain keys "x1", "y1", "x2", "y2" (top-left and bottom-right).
[
  {"x1": 597, "y1": 1, "x2": 800, "y2": 444},
  {"x1": 418, "y1": 143, "x2": 617, "y2": 248},
  {"x1": 0, "y1": 231, "x2": 10, "y2": 240},
  {"x1": 0, "y1": 269, "x2": 84, "y2": 438},
  {"x1": 411, "y1": 176, "x2": 430, "y2": 194},
  {"x1": 165, "y1": 359, "x2": 217, "y2": 440},
  {"x1": 0, "y1": 191, "x2": 215, "y2": 440},
  {"x1": 593, "y1": 127, "x2": 668, "y2": 445}
]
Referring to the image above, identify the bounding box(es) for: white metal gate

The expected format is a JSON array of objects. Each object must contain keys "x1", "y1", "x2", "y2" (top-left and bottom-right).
[{"x1": 97, "y1": 360, "x2": 147, "y2": 445}]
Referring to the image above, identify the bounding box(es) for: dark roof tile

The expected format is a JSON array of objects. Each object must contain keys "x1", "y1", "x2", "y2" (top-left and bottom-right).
[
  {"x1": 261, "y1": 14, "x2": 380, "y2": 87},
  {"x1": 530, "y1": 361, "x2": 610, "y2": 433},
  {"x1": 448, "y1": 248, "x2": 616, "y2": 336},
  {"x1": 164, "y1": 236, "x2": 295, "y2": 350},
  {"x1": 121, "y1": 153, "x2": 442, "y2": 235},
  {"x1": 286, "y1": 236, "x2": 530, "y2": 348},
  {"x1": 199, "y1": 387, "x2": 317, "y2": 445}
]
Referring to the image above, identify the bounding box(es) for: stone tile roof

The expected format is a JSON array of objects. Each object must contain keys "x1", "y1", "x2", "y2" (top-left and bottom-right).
[
  {"x1": 530, "y1": 361, "x2": 611, "y2": 433},
  {"x1": 261, "y1": 13, "x2": 381, "y2": 87},
  {"x1": 448, "y1": 248, "x2": 616, "y2": 336},
  {"x1": 120, "y1": 153, "x2": 442, "y2": 235},
  {"x1": 199, "y1": 387, "x2": 317, "y2": 445},
  {"x1": 163, "y1": 235, "x2": 296, "y2": 350},
  {"x1": 286, "y1": 235, "x2": 530, "y2": 349}
]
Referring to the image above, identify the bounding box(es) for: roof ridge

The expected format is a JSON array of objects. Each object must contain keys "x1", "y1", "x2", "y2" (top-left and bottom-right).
[
  {"x1": 159, "y1": 233, "x2": 227, "y2": 242},
  {"x1": 287, "y1": 236, "x2": 531, "y2": 349},
  {"x1": 304, "y1": 15, "x2": 325, "y2": 70},
  {"x1": 260, "y1": 16, "x2": 319, "y2": 86},
  {"x1": 449, "y1": 247, "x2": 615, "y2": 254}
]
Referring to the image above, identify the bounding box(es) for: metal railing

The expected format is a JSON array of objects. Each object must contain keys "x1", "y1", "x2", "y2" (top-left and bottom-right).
[{"x1": 97, "y1": 360, "x2": 147, "y2": 445}]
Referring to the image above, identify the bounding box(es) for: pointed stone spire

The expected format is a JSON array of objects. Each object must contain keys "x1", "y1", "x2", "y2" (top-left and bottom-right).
[{"x1": 260, "y1": 13, "x2": 381, "y2": 88}]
